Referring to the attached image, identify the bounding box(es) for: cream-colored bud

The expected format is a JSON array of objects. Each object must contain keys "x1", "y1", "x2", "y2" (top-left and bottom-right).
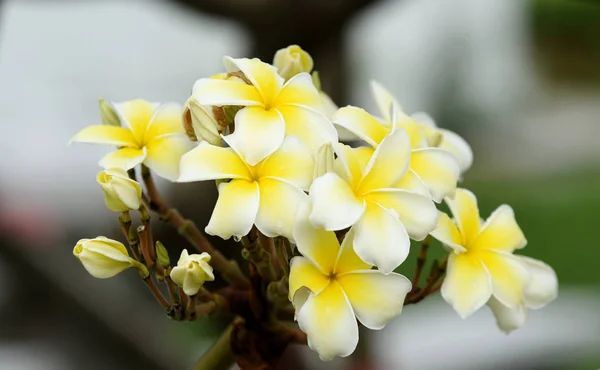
[
  {"x1": 313, "y1": 142, "x2": 334, "y2": 181},
  {"x1": 273, "y1": 45, "x2": 314, "y2": 81},
  {"x1": 184, "y1": 98, "x2": 222, "y2": 146},
  {"x1": 170, "y1": 250, "x2": 215, "y2": 296},
  {"x1": 99, "y1": 98, "x2": 121, "y2": 127},
  {"x1": 97, "y1": 168, "x2": 142, "y2": 212},
  {"x1": 73, "y1": 237, "x2": 142, "y2": 279}
]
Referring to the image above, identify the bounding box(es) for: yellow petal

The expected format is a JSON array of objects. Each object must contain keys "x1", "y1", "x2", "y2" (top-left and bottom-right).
[
  {"x1": 255, "y1": 177, "x2": 307, "y2": 240},
  {"x1": 353, "y1": 202, "x2": 410, "y2": 273},
  {"x1": 293, "y1": 201, "x2": 341, "y2": 275},
  {"x1": 205, "y1": 179, "x2": 259, "y2": 240},
  {"x1": 439, "y1": 129, "x2": 473, "y2": 174},
  {"x1": 179, "y1": 142, "x2": 252, "y2": 182},
  {"x1": 99, "y1": 147, "x2": 147, "y2": 170},
  {"x1": 357, "y1": 129, "x2": 411, "y2": 194},
  {"x1": 224, "y1": 57, "x2": 283, "y2": 104},
  {"x1": 363, "y1": 189, "x2": 438, "y2": 241},
  {"x1": 430, "y1": 212, "x2": 465, "y2": 253},
  {"x1": 192, "y1": 78, "x2": 262, "y2": 106},
  {"x1": 337, "y1": 270, "x2": 411, "y2": 329},
  {"x1": 445, "y1": 188, "x2": 480, "y2": 246},
  {"x1": 395, "y1": 114, "x2": 428, "y2": 149},
  {"x1": 333, "y1": 106, "x2": 389, "y2": 147},
  {"x1": 114, "y1": 100, "x2": 157, "y2": 144},
  {"x1": 274, "y1": 72, "x2": 324, "y2": 111},
  {"x1": 333, "y1": 228, "x2": 371, "y2": 274},
  {"x1": 441, "y1": 253, "x2": 492, "y2": 319},
  {"x1": 370, "y1": 80, "x2": 400, "y2": 124},
  {"x1": 478, "y1": 249, "x2": 530, "y2": 308},
  {"x1": 144, "y1": 102, "x2": 185, "y2": 143},
  {"x1": 288, "y1": 256, "x2": 331, "y2": 301},
  {"x1": 410, "y1": 148, "x2": 459, "y2": 202},
  {"x1": 145, "y1": 134, "x2": 193, "y2": 181},
  {"x1": 276, "y1": 105, "x2": 338, "y2": 151},
  {"x1": 518, "y1": 256, "x2": 558, "y2": 310},
  {"x1": 472, "y1": 205, "x2": 527, "y2": 253},
  {"x1": 258, "y1": 136, "x2": 314, "y2": 190},
  {"x1": 227, "y1": 106, "x2": 285, "y2": 166},
  {"x1": 309, "y1": 172, "x2": 365, "y2": 231},
  {"x1": 394, "y1": 169, "x2": 430, "y2": 197},
  {"x1": 333, "y1": 144, "x2": 373, "y2": 186},
  {"x1": 70, "y1": 125, "x2": 138, "y2": 147},
  {"x1": 296, "y1": 281, "x2": 359, "y2": 361}
]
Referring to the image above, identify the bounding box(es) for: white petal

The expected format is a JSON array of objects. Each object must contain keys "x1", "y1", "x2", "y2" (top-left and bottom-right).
[
  {"x1": 478, "y1": 250, "x2": 531, "y2": 309},
  {"x1": 430, "y1": 212, "x2": 466, "y2": 253},
  {"x1": 519, "y1": 256, "x2": 558, "y2": 310},
  {"x1": 353, "y1": 202, "x2": 410, "y2": 274},
  {"x1": 309, "y1": 173, "x2": 365, "y2": 231},
  {"x1": 99, "y1": 147, "x2": 147, "y2": 170},
  {"x1": 337, "y1": 270, "x2": 411, "y2": 330},
  {"x1": 370, "y1": 80, "x2": 400, "y2": 123},
  {"x1": 145, "y1": 134, "x2": 193, "y2": 181},
  {"x1": 255, "y1": 178, "x2": 307, "y2": 240},
  {"x1": 223, "y1": 57, "x2": 283, "y2": 103},
  {"x1": 474, "y1": 205, "x2": 527, "y2": 253},
  {"x1": 288, "y1": 257, "x2": 330, "y2": 302},
  {"x1": 276, "y1": 105, "x2": 338, "y2": 151},
  {"x1": 275, "y1": 72, "x2": 324, "y2": 111},
  {"x1": 332, "y1": 106, "x2": 389, "y2": 147},
  {"x1": 192, "y1": 78, "x2": 262, "y2": 106},
  {"x1": 439, "y1": 129, "x2": 473, "y2": 174},
  {"x1": 296, "y1": 281, "x2": 359, "y2": 361},
  {"x1": 227, "y1": 106, "x2": 285, "y2": 165},
  {"x1": 410, "y1": 148, "x2": 460, "y2": 202},
  {"x1": 257, "y1": 136, "x2": 314, "y2": 190},
  {"x1": 178, "y1": 142, "x2": 252, "y2": 182},
  {"x1": 205, "y1": 179, "x2": 259, "y2": 240},
  {"x1": 488, "y1": 297, "x2": 527, "y2": 334}
]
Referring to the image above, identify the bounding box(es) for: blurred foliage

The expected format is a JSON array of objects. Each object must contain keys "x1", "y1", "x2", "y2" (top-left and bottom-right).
[
  {"x1": 529, "y1": 0, "x2": 600, "y2": 84},
  {"x1": 398, "y1": 165, "x2": 600, "y2": 286}
]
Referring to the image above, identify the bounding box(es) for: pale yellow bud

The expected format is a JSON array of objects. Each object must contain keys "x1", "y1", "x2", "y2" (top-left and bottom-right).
[
  {"x1": 183, "y1": 98, "x2": 222, "y2": 146},
  {"x1": 99, "y1": 98, "x2": 121, "y2": 127},
  {"x1": 97, "y1": 168, "x2": 142, "y2": 212},
  {"x1": 313, "y1": 142, "x2": 334, "y2": 181},
  {"x1": 273, "y1": 45, "x2": 314, "y2": 81},
  {"x1": 73, "y1": 237, "x2": 143, "y2": 279},
  {"x1": 170, "y1": 250, "x2": 215, "y2": 296}
]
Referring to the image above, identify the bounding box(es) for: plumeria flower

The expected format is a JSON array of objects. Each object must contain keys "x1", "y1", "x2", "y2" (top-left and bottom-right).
[
  {"x1": 192, "y1": 57, "x2": 337, "y2": 165},
  {"x1": 289, "y1": 203, "x2": 411, "y2": 360},
  {"x1": 430, "y1": 188, "x2": 557, "y2": 325},
  {"x1": 309, "y1": 129, "x2": 438, "y2": 273},
  {"x1": 71, "y1": 100, "x2": 193, "y2": 181},
  {"x1": 178, "y1": 136, "x2": 314, "y2": 241},
  {"x1": 333, "y1": 82, "x2": 462, "y2": 201}
]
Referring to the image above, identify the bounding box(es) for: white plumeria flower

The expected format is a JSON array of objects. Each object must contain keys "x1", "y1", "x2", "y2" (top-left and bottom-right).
[
  {"x1": 178, "y1": 136, "x2": 313, "y2": 241},
  {"x1": 309, "y1": 129, "x2": 438, "y2": 273},
  {"x1": 333, "y1": 82, "x2": 461, "y2": 201},
  {"x1": 73, "y1": 236, "x2": 137, "y2": 279},
  {"x1": 289, "y1": 203, "x2": 411, "y2": 361},
  {"x1": 170, "y1": 250, "x2": 215, "y2": 296},
  {"x1": 488, "y1": 256, "x2": 558, "y2": 333},
  {"x1": 431, "y1": 188, "x2": 557, "y2": 324},
  {"x1": 192, "y1": 57, "x2": 337, "y2": 165},
  {"x1": 71, "y1": 100, "x2": 193, "y2": 181}
]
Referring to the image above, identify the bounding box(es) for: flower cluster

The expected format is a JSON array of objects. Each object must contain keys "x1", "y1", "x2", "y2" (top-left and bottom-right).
[{"x1": 70, "y1": 45, "x2": 557, "y2": 364}]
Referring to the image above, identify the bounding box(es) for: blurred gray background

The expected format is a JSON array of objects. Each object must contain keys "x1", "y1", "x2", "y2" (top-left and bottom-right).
[{"x1": 0, "y1": 0, "x2": 599, "y2": 369}]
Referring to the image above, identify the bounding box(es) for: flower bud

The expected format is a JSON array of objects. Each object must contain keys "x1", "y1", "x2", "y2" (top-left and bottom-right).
[
  {"x1": 73, "y1": 237, "x2": 144, "y2": 278},
  {"x1": 99, "y1": 98, "x2": 121, "y2": 127},
  {"x1": 183, "y1": 97, "x2": 222, "y2": 146},
  {"x1": 97, "y1": 168, "x2": 142, "y2": 212},
  {"x1": 273, "y1": 45, "x2": 314, "y2": 81},
  {"x1": 170, "y1": 250, "x2": 215, "y2": 296},
  {"x1": 313, "y1": 142, "x2": 334, "y2": 181},
  {"x1": 155, "y1": 241, "x2": 170, "y2": 268}
]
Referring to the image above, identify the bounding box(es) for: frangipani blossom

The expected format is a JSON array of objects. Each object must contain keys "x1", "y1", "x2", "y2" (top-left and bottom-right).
[
  {"x1": 333, "y1": 82, "x2": 462, "y2": 201},
  {"x1": 431, "y1": 188, "x2": 557, "y2": 324},
  {"x1": 309, "y1": 129, "x2": 438, "y2": 273},
  {"x1": 71, "y1": 100, "x2": 193, "y2": 181},
  {"x1": 178, "y1": 136, "x2": 313, "y2": 241},
  {"x1": 192, "y1": 57, "x2": 337, "y2": 165},
  {"x1": 289, "y1": 203, "x2": 411, "y2": 360}
]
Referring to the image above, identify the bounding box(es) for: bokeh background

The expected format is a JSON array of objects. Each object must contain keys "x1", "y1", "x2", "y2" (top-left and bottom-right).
[{"x1": 0, "y1": 0, "x2": 599, "y2": 369}]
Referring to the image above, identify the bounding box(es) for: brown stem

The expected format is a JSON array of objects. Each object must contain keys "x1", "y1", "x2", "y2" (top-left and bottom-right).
[
  {"x1": 143, "y1": 276, "x2": 171, "y2": 310},
  {"x1": 274, "y1": 238, "x2": 289, "y2": 276},
  {"x1": 139, "y1": 165, "x2": 249, "y2": 289},
  {"x1": 165, "y1": 276, "x2": 181, "y2": 318},
  {"x1": 412, "y1": 237, "x2": 431, "y2": 288},
  {"x1": 242, "y1": 228, "x2": 277, "y2": 282},
  {"x1": 192, "y1": 323, "x2": 235, "y2": 370},
  {"x1": 405, "y1": 255, "x2": 448, "y2": 305},
  {"x1": 186, "y1": 294, "x2": 199, "y2": 320},
  {"x1": 119, "y1": 211, "x2": 141, "y2": 261}
]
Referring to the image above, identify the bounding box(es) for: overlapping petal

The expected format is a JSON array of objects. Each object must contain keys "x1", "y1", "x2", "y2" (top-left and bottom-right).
[
  {"x1": 473, "y1": 205, "x2": 527, "y2": 253},
  {"x1": 192, "y1": 78, "x2": 262, "y2": 106},
  {"x1": 410, "y1": 148, "x2": 459, "y2": 202},
  {"x1": 519, "y1": 256, "x2": 558, "y2": 309},
  {"x1": 333, "y1": 106, "x2": 389, "y2": 147},
  {"x1": 114, "y1": 100, "x2": 157, "y2": 144},
  {"x1": 353, "y1": 202, "x2": 410, "y2": 273},
  {"x1": 488, "y1": 297, "x2": 527, "y2": 334},
  {"x1": 70, "y1": 125, "x2": 138, "y2": 147},
  {"x1": 370, "y1": 80, "x2": 399, "y2": 124},
  {"x1": 333, "y1": 229, "x2": 371, "y2": 274},
  {"x1": 99, "y1": 147, "x2": 147, "y2": 170},
  {"x1": 179, "y1": 142, "x2": 252, "y2": 182},
  {"x1": 337, "y1": 270, "x2": 411, "y2": 330},
  {"x1": 445, "y1": 188, "x2": 480, "y2": 245},
  {"x1": 478, "y1": 250, "x2": 530, "y2": 308},
  {"x1": 439, "y1": 129, "x2": 473, "y2": 174},
  {"x1": 255, "y1": 177, "x2": 307, "y2": 240},
  {"x1": 258, "y1": 136, "x2": 314, "y2": 190},
  {"x1": 430, "y1": 212, "x2": 466, "y2": 253},
  {"x1": 145, "y1": 135, "x2": 192, "y2": 181},
  {"x1": 442, "y1": 253, "x2": 492, "y2": 319},
  {"x1": 224, "y1": 57, "x2": 283, "y2": 103},
  {"x1": 145, "y1": 102, "x2": 186, "y2": 142},
  {"x1": 276, "y1": 105, "x2": 338, "y2": 151},
  {"x1": 205, "y1": 179, "x2": 259, "y2": 240},
  {"x1": 274, "y1": 73, "x2": 324, "y2": 110},
  {"x1": 309, "y1": 173, "x2": 365, "y2": 231},
  {"x1": 288, "y1": 257, "x2": 330, "y2": 301}
]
